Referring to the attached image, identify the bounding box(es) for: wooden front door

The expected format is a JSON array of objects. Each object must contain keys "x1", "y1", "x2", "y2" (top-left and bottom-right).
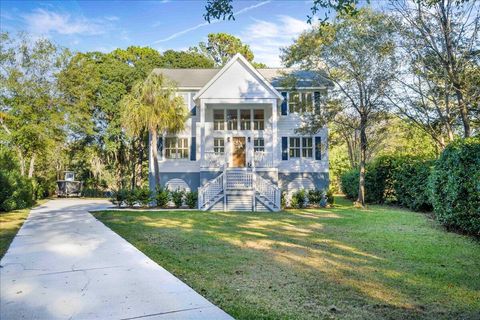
[{"x1": 232, "y1": 137, "x2": 246, "y2": 167}]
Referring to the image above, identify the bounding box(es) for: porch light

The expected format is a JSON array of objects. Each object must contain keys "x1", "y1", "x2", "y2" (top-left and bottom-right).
[
  {"x1": 227, "y1": 137, "x2": 230, "y2": 142},
  {"x1": 247, "y1": 137, "x2": 251, "y2": 143}
]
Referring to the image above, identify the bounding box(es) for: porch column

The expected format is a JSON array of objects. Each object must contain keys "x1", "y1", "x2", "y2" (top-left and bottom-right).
[
  {"x1": 271, "y1": 99, "x2": 278, "y2": 166},
  {"x1": 200, "y1": 100, "x2": 206, "y2": 164}
]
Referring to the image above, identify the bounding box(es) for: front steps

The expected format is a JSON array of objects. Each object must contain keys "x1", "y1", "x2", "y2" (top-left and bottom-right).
[{"x1": 198, "y1": 168, "x2": 281, "y2": 212}]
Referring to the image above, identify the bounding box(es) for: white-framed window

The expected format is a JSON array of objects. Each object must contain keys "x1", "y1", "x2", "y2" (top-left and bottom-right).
[
  {"x1": 214, "y1": 138, "x2": 225, "y2": 154},
  {"x1": 288, "y1": 92, "x2": 314, "y2": 114},
  {"x1": 227, "y1": 109, "x2": 238, "y2": 130},
  {"x1": 213, "y1": 109, "x2": 225, "y2": 130},
  {"x1": 302, "y1": 137, "x2": 313, "y2": 158},
  {"x1": 240, "y1": 110, "x2": 251, "y2": 130},
  {"x1": 288, "y1": 92, "x2": 300, "y2": 114},
  {"x1": 254, "y1": 138, "x2": 265, "y2": 152},
  {"x1": 165, "y1": 137, "x2": 189, "y2": 159},
  {"x1": 253, "y1": 109, "x2": 264, "y2": 130},
  {"x1": 289, "y1": 137, "x2": 301, "y2": 158}
]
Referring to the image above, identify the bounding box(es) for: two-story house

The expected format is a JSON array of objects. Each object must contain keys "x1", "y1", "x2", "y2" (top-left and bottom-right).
[{"x1": 149, "y1": 54, "x2": 330, "y2": 212}]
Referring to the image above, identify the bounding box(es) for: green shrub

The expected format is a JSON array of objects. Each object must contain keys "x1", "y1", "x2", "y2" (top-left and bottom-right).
[
  {"x1": 135, "y1": 187, "x2": 152, "y2": 207},
  {"x1": 155, "y1": 187, "x2": 170, "y2": 208},
  {"x1": 281, "y1": 190, "x2": 287, "y2": 209},
  {"x1": 307, "y1": 189, "x2": 323, "y2": 206},
  {"x1": 429, "y1": 137, "x2": 480, "y2": 235},
  {"x1": 82, "y1": 188, "x2": 108, "y2": 198},
  {"x1": 393, "y1": 157, "x2": 433, "y2": 212},
  {"x1": 110, "y1": 189, "x2": 128, "y2": 207},
  {"x1": 343, "y1": 155, "x2": 398, "y2": 204},
  {"x1": 340, "y1": 169, "x2": 359, "y2": 200},
  {"x1": 290, "y1": 189, "x2": 307, "y2": 209},
  {"x1": 0, "y1": 170, "x2": 34, "y2": 211},
  {"x1": 326, "y1": 189, "x2": 335, "y2": 205},
  {"x1": 185, "y1": 191, "x2": 198, "y2": 209},
  {"x1": 124, "y1": 189, "x2": 137, "y2": 207},
  {"x1": 170, "y1": 189, "x2": 185, "y2": 208}
]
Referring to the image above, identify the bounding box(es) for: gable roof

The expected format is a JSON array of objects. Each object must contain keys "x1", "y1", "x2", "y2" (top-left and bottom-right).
[
  {"x1": 152, "y1": 58, "x2": 331, "y2": 90},
  {"x1": 193, "y1": 53, "x2": 283, "y2": 100}
]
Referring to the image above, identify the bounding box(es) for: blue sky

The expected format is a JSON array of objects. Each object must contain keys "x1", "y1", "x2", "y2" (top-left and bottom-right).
[{"x1": 0, "y1": 0, "x2": 325, "y2": 66}]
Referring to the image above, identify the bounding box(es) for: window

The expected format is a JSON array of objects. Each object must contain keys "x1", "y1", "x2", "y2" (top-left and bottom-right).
[
  {"x1": 214, "y1": 138, "x2": 224, "y2": 154},
  {"x1": 301, "y1": 92, "x2": 313, "y2": 113},
  {"x1": 240, "y1": 110, "x2": 251, "y2": 130},
  {"x1": 227, "y1": 109, "x2": 238, "y2": 130},
  {"x1": 288, "y1": 92, "x2": 300, "y2": 113},
  {"x1": 253, "y1": 109, "x2": 264, "y2": 130},
  {"x1": 213, "y1": 109, "x2": 224, "y2": 130},
  {"x1": 165, "y1": 137, "x2": 189, "y2": 159},
  {"x1": 288, "y1": 92, "x2": 314, "y2": 113},
  {"x1": 289, "y1": 137, "x2": 301, "y2": 158},
  {"x1": 254, "y1": 138, "x2": 264, "y2": 152},
  {"x1": 302, "y1": 137, "x2": 313, "y2": 158}
]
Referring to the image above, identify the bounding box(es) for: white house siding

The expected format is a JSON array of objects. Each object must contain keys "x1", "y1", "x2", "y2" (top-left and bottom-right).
[{"x1": 149, "y1": 54, "x2": 330, "y2": 196}]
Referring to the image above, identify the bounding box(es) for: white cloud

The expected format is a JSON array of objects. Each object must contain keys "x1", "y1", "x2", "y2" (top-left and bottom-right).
[
  {"x1": 153, "y1": 0, "x2": 271, "y2": 43},
  {"x1": 240, "y1": 15, "x2": 311, "y2": 67},
  {"x1": 22, "y1": 9, "x2": 106, "y2": 35}
]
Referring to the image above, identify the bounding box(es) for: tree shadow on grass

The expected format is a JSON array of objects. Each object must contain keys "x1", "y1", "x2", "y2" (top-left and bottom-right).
[{"x1": 94, "y1": 206, "x2": 480, "y2": 320}]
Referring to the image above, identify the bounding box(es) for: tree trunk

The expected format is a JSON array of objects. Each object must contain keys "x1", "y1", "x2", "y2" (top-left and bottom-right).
[
  {"x1": 131, "y1": 140, "x2": 136, "y2": 190},
  {"x1": 28, "y1": 154, "x2": 36, "y2": 178},
  {"x1": 357, "y1": 116, "x2": 367, "y2": 207},
  {"x1": 455, "y1": 88, "x2": 471, "y2": 138},
  {"x1": 150, "y1": 129, "x2": 161, "y2": 188}
]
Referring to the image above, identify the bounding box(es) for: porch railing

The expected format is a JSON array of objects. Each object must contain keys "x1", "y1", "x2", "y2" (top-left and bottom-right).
[
  {"x1": 226, "y1": 169, "x2": 253, "y2": 189},
  {"x1": 253, "y1": 151, "x2": 274, "y2": 168},
  {"x1": 201, "y1": 151, "x2": 227, "y2": 168}
]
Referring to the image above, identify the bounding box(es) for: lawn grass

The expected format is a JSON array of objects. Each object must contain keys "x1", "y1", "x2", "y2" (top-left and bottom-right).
[
  {"x1": 0, "y1": 199, "x2": 50, "y2": 259},
  {"x1": 93, "y1": 197, "x2": 480, "y2": 320}
]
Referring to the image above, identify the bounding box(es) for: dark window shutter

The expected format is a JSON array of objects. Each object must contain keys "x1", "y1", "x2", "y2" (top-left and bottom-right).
[
  {"x1": 191, "y1": 105, "x2": 197, "y2": 116},
  {"x1": 281, "y1": 137, "x2": 288, "y2": 160},
  {"x1": 190, "y1": 136, "x2": 196, "y2": 161},
  {"x1": 157, "y1": 136, "x2": 163, "y2": 160},
  {"x1": 315, "y1": 136, "x2": 321, "y2": 160},
  {"x1": 281, "y1": 92, "x2": 288, "y2": 115},
  {"x1": 314, "y1": 91, "x2": 321, "y2": 114}
]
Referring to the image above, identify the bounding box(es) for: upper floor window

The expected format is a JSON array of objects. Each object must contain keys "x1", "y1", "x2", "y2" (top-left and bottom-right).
[
  {"x1": 254, "y1": 138, "x2": 265, "y2": 152},
  {"x1": 213, "y1": 109, "x2": 224, "y2": 130},
  {"x1": 302, "y1": 137, "x2": 313, "y2": 158},
  {"x1": 289, "y1": 92, "x2": 314, "y2": 114},
  {"x1": 253, "y1": 109, "x2": 264, "y2": 130},
  {"x1": 227, "y1": 109, "x2": 238, "y2": 130},
  {"x1": 214, "y1": 138, "x2": 224, "y2": 154},
  {"x1": 240, "y1": 110, "x2": 251, "y2": 130},
  {"x1": 165, "y1": 137, "x2": 189, "y2": 159},
  {"x1": 289, "y1": 137, "x2": 301, "y2": 158}
]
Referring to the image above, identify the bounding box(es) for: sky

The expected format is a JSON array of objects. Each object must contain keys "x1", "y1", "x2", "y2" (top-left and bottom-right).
[{"x1": 0, "y1": 0, "x2": 326, "y2": 67}]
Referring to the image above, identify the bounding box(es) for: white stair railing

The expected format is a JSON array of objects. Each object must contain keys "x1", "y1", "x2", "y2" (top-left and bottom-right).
[
  {"x1": 226, "y1": 170, "x2": 252, "y2": 189},
  {"x1": 198, "y1": 172, "x2": 225, "y2": 210},
  {"x1": 254, "y1": 173, "x2": 281, "y2": 211}
]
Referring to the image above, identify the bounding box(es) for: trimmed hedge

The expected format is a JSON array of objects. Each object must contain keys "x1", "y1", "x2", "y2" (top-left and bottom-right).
[
  {"x1": 393, "y1": 157, "x2": 433, "y2": 212},
  {"x1": 340, "y1": 155, "x2": 396, "y2": 204},
  {"x1": 340, "y1": 155, "x2": 433, "y2": 209},
  {"x1": 429, "y1": 137, "x2": 480, "y2": 235}
]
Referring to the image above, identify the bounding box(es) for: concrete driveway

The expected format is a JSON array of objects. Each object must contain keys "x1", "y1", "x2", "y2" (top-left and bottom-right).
[{"x1": 0, "y1": 199, "x2": 233, "y2": 320}]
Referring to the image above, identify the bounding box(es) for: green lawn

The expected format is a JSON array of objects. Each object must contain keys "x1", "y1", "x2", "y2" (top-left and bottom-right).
[
  {"x1": 0, "y1": 208, "x2": 30, "y2": 259},
  {"x1": 0, "y1": 199, "x2": 49, "y2": 259},
  {"x1": 93, "y1": 197, "x2": 480, "y2": 320}
]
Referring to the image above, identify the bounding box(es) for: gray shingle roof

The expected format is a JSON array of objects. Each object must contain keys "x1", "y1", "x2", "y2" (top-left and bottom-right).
[{"x1": 152, "y1": 68, "x2": 332, "y2": 89}]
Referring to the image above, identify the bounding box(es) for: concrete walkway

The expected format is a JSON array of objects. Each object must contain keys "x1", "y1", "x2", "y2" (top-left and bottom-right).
[{"x1": 0, "y1": 199, "x2": 233, "y2": 320}]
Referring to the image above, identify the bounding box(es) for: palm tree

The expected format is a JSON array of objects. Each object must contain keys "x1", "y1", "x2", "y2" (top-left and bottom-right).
[{"x1": 120, "y1": 73, "x2": 188, "y2": 189}]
